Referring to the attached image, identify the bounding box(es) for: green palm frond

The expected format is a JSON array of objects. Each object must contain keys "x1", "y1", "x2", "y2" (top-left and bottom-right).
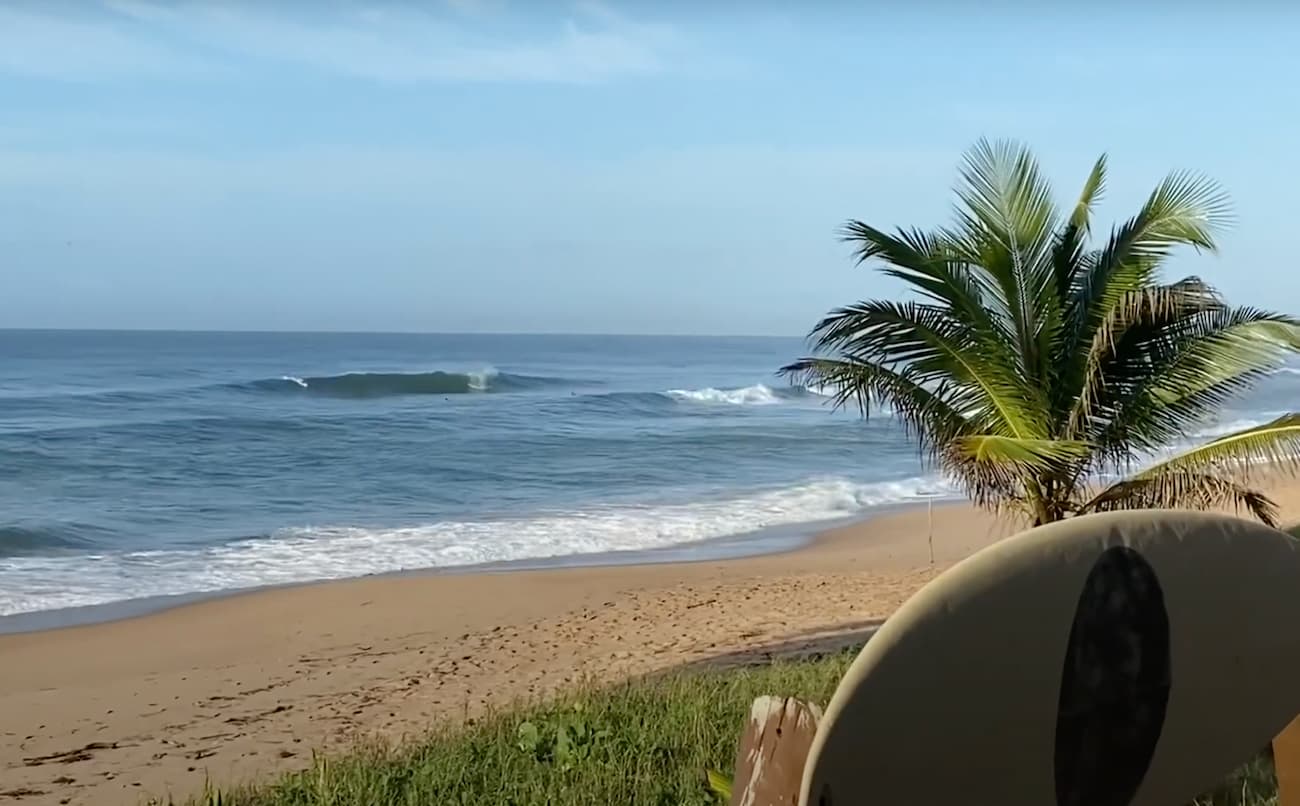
[
  {"x1": 1060, "y1": 171, "x2": 1232, "y2": 391},
  {"x1": 1048, "y1": 154, "x2": 1108, "y2": 315},
  {"x1": 942, "y1": 435, "x2": 1092, "y2": 519},
  {"x1": 944, "y1": 139, "x2": 1061, "y2": 377},
  {"x1": 1129, "y1": 413, "x2": 1300, "y2": 481},
  {"x1": 1089, "y1": 170, "x2": 1233, "y2": 281},
  {"x1": 1043, "y1": 156, "x2": 1108, "y2": 417},
  {"x1": 1080, "y1": 471, "x2": 1279, "y2": 527},
  {"x1": 799, "y1": 298, "x2": 1045, "y2": 438},
  {"x1": 787, "y1": 139, "x2": 1298, "y2": 526},
  {"x1": 1068, "y1": 154, "x2": 1108, "y2": 233},
  {"x1": 1067, "y1": 278, "x2": 1225, "y2": 441},
  {"x1": 1095, "y1": 311, "x2": 1300, "y2": 458},
  {"x1": 838, "y1": 221, "x2": 1007, "y2": 341},
  {"x1": 952, "y1": 435, "x2": 1092, "y2": 465},
  {"x1": 779, "y1": 356, "x2": 969, "y2": 448},
  {"x1": 1137, "y1": 169, "x2": 1235, "y2": 253},
  {"x1": 1064, "y1": 171, "x2": 1230, "y2": 347},
  {"x1": 1062, "y1": 291, "x2": 1300, "y2": 466},
  {"x1": 1146, "y1": 315, "x2": 1300, "y2": 407}
]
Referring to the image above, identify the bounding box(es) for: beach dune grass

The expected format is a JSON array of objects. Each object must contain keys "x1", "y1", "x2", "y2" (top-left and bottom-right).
[
  {"x1": 160, "y1": 647, "x2": 1276, "y2": 806},
  {"x1": 162, "y1": 651, "x2": 857, "y2": 806}
]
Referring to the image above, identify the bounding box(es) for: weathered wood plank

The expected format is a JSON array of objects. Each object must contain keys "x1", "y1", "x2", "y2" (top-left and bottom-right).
[
  {"x1": 1275, "y1": 714, "x2": 1300, "y2": 806},
  {"x1": 730, "y1": 696, "x2": 822, "y2": 806}
]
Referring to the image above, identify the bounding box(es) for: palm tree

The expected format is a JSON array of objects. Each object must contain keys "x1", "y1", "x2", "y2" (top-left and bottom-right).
[{"x1": 782, "y1": 139, "x2": 1300, "y2": 527}]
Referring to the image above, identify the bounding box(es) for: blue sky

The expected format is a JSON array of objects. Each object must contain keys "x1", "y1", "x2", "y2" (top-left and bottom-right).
[{"x1": 2, "y1": 2, "x2": 1298, "y2": 335}]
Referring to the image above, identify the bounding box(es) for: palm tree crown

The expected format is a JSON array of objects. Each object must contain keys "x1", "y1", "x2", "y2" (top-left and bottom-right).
[{"x1": 782, "y1": 139, "x2": 1300, "y2": 526}]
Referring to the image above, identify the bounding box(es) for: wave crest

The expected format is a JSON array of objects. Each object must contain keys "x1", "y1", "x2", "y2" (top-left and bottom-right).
[
  {"x1": 0, "y1": 524, "x2": 106, "y2": 557},
  {"x1": 243, "y1": 369, "x2": 568, "y2": 398},
  {"x1": 664, "y1": 384, "x2": 815, "y2": 406}
]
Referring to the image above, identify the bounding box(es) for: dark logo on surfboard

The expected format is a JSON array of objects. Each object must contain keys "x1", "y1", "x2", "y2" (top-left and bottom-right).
[{"x1": 1055, "y1": 546, "x2": 1171, "y2": 806}]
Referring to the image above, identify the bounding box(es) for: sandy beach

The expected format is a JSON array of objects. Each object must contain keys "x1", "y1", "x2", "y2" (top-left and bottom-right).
[{"x1": 3, "y1": 491, "x2": 1298, "y2": 806}]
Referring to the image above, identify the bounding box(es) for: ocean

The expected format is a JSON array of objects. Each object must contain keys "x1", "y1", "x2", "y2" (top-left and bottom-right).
[{"x1": 0, "y1": 330, "x2": 1294, "y2": 621}]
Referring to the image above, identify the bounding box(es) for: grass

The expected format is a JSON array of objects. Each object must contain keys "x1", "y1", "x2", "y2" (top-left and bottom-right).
[
  {"x1": 164, "y1": 650, "x2": 858, "y2": 806},
  {"x1": 161, "y1": 647, "x2": 1278, "y2": 806}
]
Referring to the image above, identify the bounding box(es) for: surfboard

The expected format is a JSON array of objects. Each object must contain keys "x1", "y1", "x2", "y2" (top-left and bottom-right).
[{"x1": 799, "y1": 510, "x2": 1300, "y2": 806}]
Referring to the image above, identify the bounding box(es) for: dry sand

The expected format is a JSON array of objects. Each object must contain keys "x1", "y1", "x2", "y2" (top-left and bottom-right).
[{"x1": 3, "y1": 492, "x2": 1298, "y2": 805}]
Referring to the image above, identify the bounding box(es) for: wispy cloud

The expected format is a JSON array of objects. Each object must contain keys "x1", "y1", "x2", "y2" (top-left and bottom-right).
[
  {"x1": 0, "y1": 1, "x2": 681, "y2": 84},
  {"x1": 0, "y1": 4, "x2": 212, "y2": 80}
]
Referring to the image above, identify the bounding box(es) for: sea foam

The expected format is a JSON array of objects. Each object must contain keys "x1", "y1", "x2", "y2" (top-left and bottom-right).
[
  {"x1": 0, "y1": 475, "x2": 955, "y2": 616},
  {"x1": 666, "y1": 384, "x2": 784, "y2": 405}
]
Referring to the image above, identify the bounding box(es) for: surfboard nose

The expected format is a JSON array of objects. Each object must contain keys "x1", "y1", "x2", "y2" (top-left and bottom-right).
[{"x1": 799, "y1": 510, "x2": 1300, "y2": 806}]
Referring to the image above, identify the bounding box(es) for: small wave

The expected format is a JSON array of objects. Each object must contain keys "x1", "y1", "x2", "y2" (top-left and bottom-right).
[
  {"x1": 0, "y1": 475, "x2": 956, "y2": 615},
  {"x1": 665, "y1": 384, "x2": 814, "y2": 406},
  {"x1": 0, "y1": 524, "x2": 106, "y2": 557},
  {"x1": 570, "y1": 384, "x2": 827, "y2": 413},
  {"x1": 241, "y1": 368, "x2": 570, "y2": 398}
]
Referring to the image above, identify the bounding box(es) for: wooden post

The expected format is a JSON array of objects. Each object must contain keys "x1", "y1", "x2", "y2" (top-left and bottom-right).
[
  {"x1": 1275, "y1": 714, "x2": 1300, "y2": 806},
  {"x1": 729, "y1": 696, "x2": 822, "y2": 806}
]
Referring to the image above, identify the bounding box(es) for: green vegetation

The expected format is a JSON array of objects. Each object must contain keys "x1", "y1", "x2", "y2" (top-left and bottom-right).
[
  {"x1": 163, "y1": 647, "x2": 1275, "y2": 806},
  {"x1": 164, "y1": 652, "x2": 857, "y2": 806},
  {"x1": 783, "y1": 139, "x2": 1300, "y2": 526}
]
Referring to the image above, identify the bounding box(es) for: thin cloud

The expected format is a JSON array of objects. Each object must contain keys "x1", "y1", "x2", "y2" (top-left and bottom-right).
[
  {"x1": 1, "y1": 1, "x2": 682, "y2": 84},
  {"x1": 0, "y1": 5, "x2": 213, "y2": 80}
]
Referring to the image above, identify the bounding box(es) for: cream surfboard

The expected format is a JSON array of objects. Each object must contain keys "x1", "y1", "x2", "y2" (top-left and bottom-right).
[{"x1": 799, "y1": 510, "x2": 1300, "y2": 806}]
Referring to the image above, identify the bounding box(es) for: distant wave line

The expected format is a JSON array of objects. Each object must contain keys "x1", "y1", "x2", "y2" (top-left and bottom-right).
[
  {"x1": 240, "y1": 368, "x2": 572, "y2": 398},
  {"x1": 0, "y1": 367, "x2": 578, "y2": 404}
]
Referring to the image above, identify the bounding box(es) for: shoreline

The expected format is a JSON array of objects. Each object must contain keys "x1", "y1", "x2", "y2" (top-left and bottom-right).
[
  {"x1": 0, "y1": 499, "x2": 951, "y2": 636},
  {"x1": 5, "y1": 485, "x2": 1298, "y2": 806},
  {"x1": 0, "y1": 499, "x2": 1000, "y2": 806}
]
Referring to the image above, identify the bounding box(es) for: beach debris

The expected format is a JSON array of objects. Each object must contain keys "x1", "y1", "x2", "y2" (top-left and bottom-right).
[
  {"x1": 0, "y1": 788, "x2": 46, "y2": 799},
  {"x1": 21, "y1": 742, "x2": 118, "y2": 767},
  {"x1": 224, "y1": 704, "x2": 292, "y2": 726}
]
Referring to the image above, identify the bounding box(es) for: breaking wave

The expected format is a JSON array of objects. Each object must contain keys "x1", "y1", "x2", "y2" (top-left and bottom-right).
[
  {"x1": 0, "y1": 475, "x2": 956, "y2": 615},
  {"x1": 665, "y1": 384, "x2": 819, "y2": 406}
]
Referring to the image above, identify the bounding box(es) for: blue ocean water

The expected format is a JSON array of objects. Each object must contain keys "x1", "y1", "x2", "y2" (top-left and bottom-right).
[{"x1": 1, "y1": 330, "x2": 1294, "y2": 617}]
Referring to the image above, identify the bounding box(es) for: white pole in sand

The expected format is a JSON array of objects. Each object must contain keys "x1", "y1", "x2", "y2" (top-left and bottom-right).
[{"x1": 927, "y1": 496, "x2": 934, "y2": 565}]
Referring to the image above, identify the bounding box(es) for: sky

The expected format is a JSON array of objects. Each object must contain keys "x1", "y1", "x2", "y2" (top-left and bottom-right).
[{"x1": 2, "y1": 1, "x2": 1299, "y2": 336}]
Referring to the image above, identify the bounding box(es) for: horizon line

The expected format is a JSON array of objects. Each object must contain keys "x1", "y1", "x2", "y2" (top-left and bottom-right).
[{"x1": 0, "y1": 326, "x2": 804, "y2": 340}]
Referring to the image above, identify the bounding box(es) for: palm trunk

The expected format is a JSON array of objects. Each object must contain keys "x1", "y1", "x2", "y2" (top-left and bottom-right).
[{"x1": 1031, "y1": 479, "x2": 1066, "y2": 527}]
